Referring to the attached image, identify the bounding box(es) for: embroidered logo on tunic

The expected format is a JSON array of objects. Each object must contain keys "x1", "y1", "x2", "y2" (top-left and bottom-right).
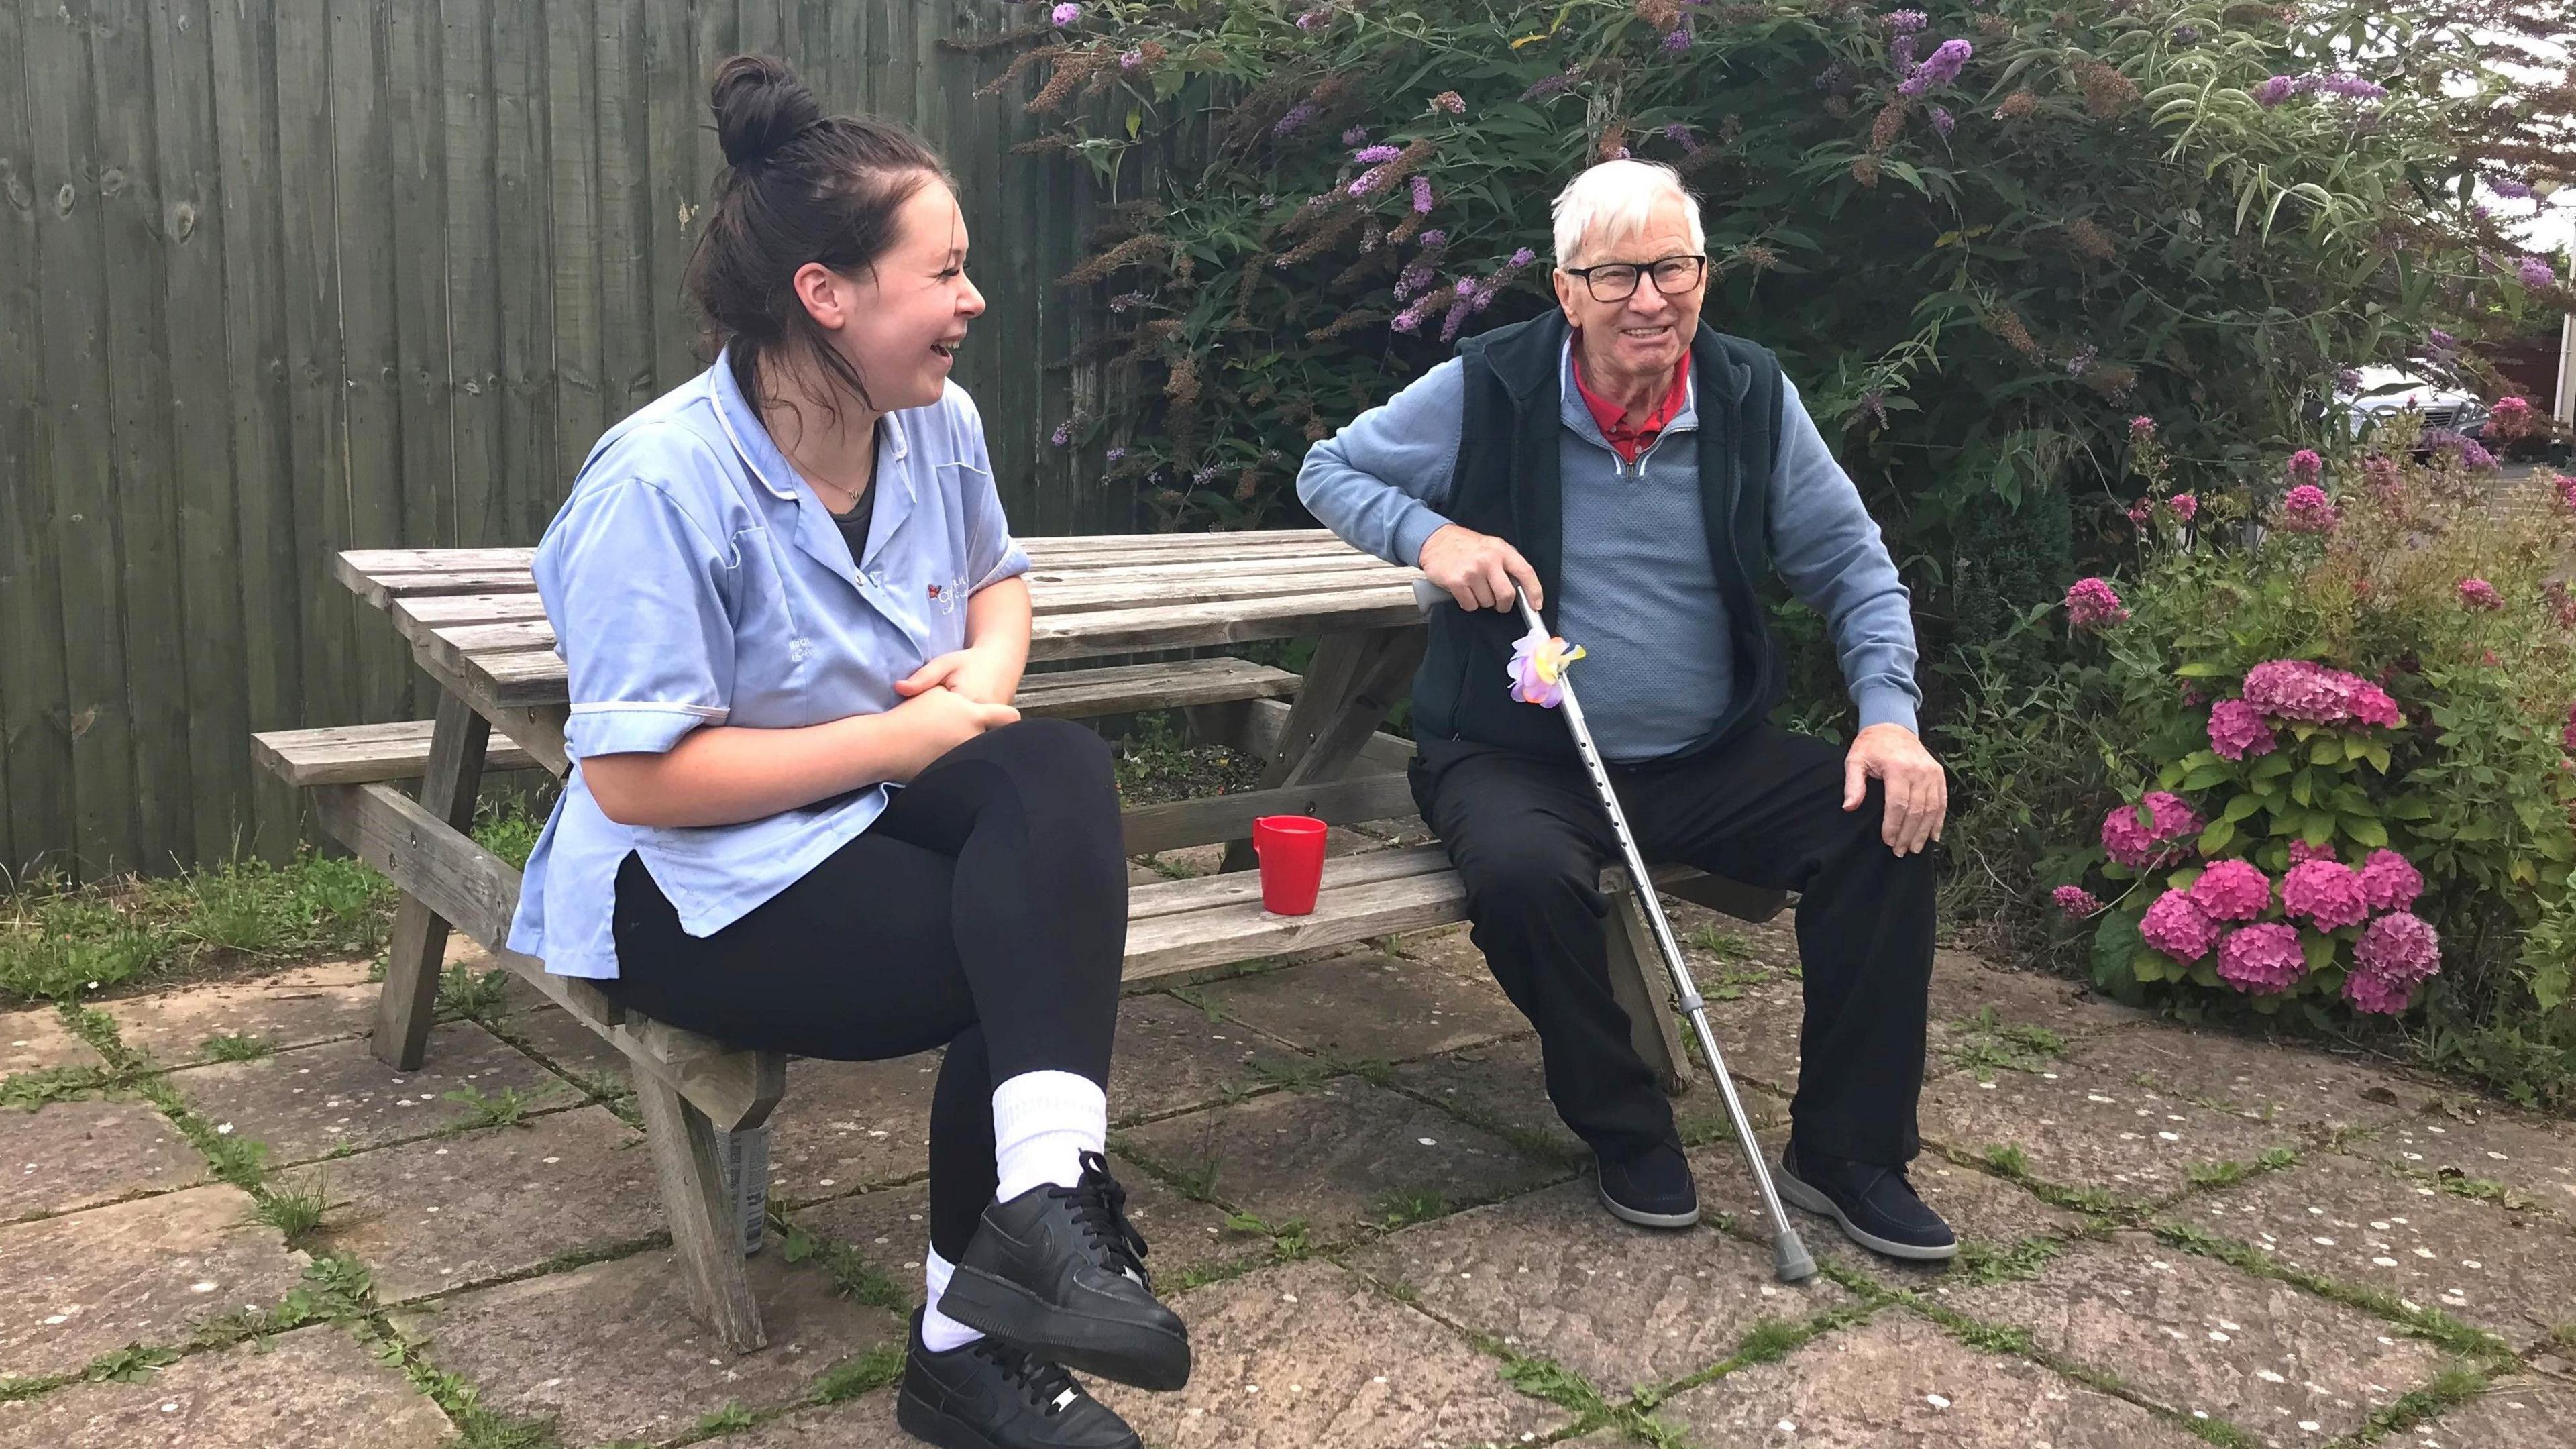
[{"x1": 926, "y1": 582, "x2": 942, "y2": 600}]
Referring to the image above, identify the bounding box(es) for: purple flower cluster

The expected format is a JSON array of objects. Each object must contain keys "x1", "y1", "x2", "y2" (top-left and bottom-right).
[
  {"x1": 2065, "y1": 576, "x2": 2128, "y2": 631},
  {"x1": 2254, "y1": 75, "x2": 2298, "y2": 108},
  {"x1": 2279, "y1": 483, "x2": 2340, "y2": 535},
  {"x1": 1663, "y1": 28, "x2": 1693, "y2": 53},
  {"x1": 1411, "y1": 174, "x2": 1435, "y2": 215},
  {"x1": 2286, "y1": 449, "x2": 2322, "y2": 483},
  {"x1": 1523, "y1": 72, "x2": 1574, "y2": 102},
  {"x1": 2458, "y1": 577, "x2": 2502, "y2": 612},
  {"x1": 2054, "y1": 885, "x2": 2104, "y2": 920},
  {"x1": 2520, "y1": 256, "x2": 2559, "y2": 290},
  {"x1": 1343, "y1": 125, "x2": 1370, "y2": 146},
  {"x1": 1930, "y1": 105, "x2": 1956, "y2": 137},
  {"x1": 2207, "y1": 699, "x2": 2277, "y2": 761},
  {"x1": 2492, "y1": 177, "x2": 2535, "y2": 200},
  {"x1": 2313, "y1": 72, "x2": 2386, "y2": 99},
  {"x1": 2239, "y1": 660, "x2": 2402, "y2": 729},
  {"x1": 1430, "y1": 91, "x2": 1466, "y2": 115},
  {"x1": 1884, "y1": 9, "x2": 1929, "y2": 33},
  {"x1": 1890, "y1": 34, "x2": 1919, "y2": 72},
  {"x1": 1273, "y1": 103, "x2": 1319, "y2": 137},
  {"x1": 2347, "y1": 912, "x2": 2440, "y2": 1014},
  {"x1": 1049, "y1": 2, "x2": 1081, "y2": 26},
  {"x1": 2065, "y1": 345, "x2": 2097, "y2": 377},
  {"x1": 1118, "y1": 48, "x2": 1144, "y2": 71},
  {"x1": 2216, "y1": 922, "x2": 2304, "y2": 992},
  {"x1": 1294, "y1": 5, "x2": 1331, "y2": 30},
  {"x1": 1350, "y1": 144, "x2": 1403, "y2": 166},
  {"x1": 1896, "y1": 38, "x2": 1970, "y2": 97},
  {"x1": 2282, "y1": 859, "x2": 2369, "y2": 930}
]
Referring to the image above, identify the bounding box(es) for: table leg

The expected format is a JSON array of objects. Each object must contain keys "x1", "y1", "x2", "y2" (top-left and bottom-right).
[
  {"x1": 639, "y1": 1069, "x2": 769, "y2": 1352},
  {"x1": 1219, "y1": 626, "x2": 1424, "y2": 873},
  {"x1": 372, "y1": 691, "x2": 492, "y2": 1070}
]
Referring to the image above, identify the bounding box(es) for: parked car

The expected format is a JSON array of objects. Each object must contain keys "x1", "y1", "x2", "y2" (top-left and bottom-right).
[{"x1": 2334, "y1": 364, "x2": 2491, "y2": 443}]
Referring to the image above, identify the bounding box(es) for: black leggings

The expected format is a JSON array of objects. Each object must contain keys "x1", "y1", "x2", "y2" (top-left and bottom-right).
[{"x1": 602, "y1": 718, "x2": 1128, "y2": 1260}]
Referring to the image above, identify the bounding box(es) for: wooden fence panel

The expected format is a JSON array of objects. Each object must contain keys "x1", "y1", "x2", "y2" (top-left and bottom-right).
[{"x1": 0, "y1": 0, "x2": 1110, "y2": 879}]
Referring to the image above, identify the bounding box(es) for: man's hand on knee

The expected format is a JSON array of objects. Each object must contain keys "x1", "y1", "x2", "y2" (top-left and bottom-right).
[{"x1": 1842, "y1": 723, "x2": 1947, "y2": 857}]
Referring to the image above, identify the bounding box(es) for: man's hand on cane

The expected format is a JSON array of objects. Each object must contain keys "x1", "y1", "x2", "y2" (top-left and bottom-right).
[
  {"x1": 1419, "y1": 523, "x2": 1544, "y2": 613},
  {"x1": 1844, "y1": 723, "x2": 1947, "y2": 857}
]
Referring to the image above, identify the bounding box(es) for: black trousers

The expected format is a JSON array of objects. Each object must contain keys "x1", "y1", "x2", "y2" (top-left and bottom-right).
[
  {"x1": 1411, "y1": 724, "x2": 1935, "y2": 1166},
  {"x1": 602, "y1": 719, "x2": 1128, "y2": 1261}
]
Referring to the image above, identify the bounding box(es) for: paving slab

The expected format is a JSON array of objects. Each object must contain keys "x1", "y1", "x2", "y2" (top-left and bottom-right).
[
  {"x1": 102, "y1": 962, "x2": 378, "y2": 1068},
  {"x1": 1183, "y1": 949, "x2": 1527, "y2": 1064},
  {"x1": 1918, "y1": 1056, "x2": 2304, "y2": 1205},
  {"x1": 386, "y1": 1248, "x2": 900, "y2": 1447},
  {"x1": 0, "y1": 1322, "x2": 448, "y2": 1449},
  {"x1": 1344, "y1": 1179, "x2": 1851, "y2": 1392},
  {"x1": 490, "y1": 1004, "x2": 632, "y2": 1099},
  {"x1": 162, "y1": 1021, "x2": 579, "y2": 1165},
  {"x1": 2158, "y1": 1150, "x2": 2576, "y2": 1352},
  {"x1": 2072, "y1": 1024, "x2": 2438, "y2": 1134},
  {"x1": 1092, "y1": 1259, "x2": 1570, "y2": 1449},
  {"x1": 1386, "y1": 1035, "x2": 1586, "y2": 1166},
  {"x1": 1646, "y1": 1307, "x2": 2209, "y2": 1448},
  {"x1": 0, "y1": 1008, "x2": 103, "y2": 1077},
  {"x1": 2, "y1": 1097, "x2": 201, "y2": 1221},
  {"x1": 1943, "y1": 1229, "x2": 2447, "y2": 1442},
  {"x1": 1108, "y1": 991, "x2": 1292, "y2": 1126},
  {"x1": 763, "y1": 1053, "x2": 943, "y2": 1202},
  {"x1": 792, "y1": 1151, "x2": 1261, "y2": 1290},
  {"x1": 2339, "y1": 1107, "x2": 2576, "y2": 1218},
  {"x1": 1701, "y1": 977, "x2": 1807, "y2": 1095},
  {"x1": 0, "y1": 1183, "x2": 311, "y2": 1381},
  {"x1": 2404, "y1": 1373, "x2": 2576, "y2": 1449},
  {"x1": 718, "y1": 1391, "x2": 913, "y2": 1448},
  {"x1": 270, "y1": 1105, "x2": 659, "y2": 1303},
  {"x1": 1114, "y1": 1077, "x2": 1562, "y2": 1239},
  {"x1": 1925, "y1": 949, "x2": 2147, "y2": 1045}
]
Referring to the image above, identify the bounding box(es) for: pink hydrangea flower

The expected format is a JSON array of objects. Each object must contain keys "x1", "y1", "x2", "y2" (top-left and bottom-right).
[
  {"x1": 2100, "y1": 802, "x2": 2163, "y2": 869},
  {"x1": 2343, "y1": 969, "x2": 2414, "y2": 1014},
  {"x1": 2167, "y1": 492, "x2": 2198, "y2": 521},
  {"x1": 2353, "y1": 910, "x2": 2441, "y2": 988},
  {"x1": 2556, "y1": 473, "x2": 2576, "y2": 512},
  {"x1": 2241, "y1": 659, "x2": 2400, "y2": 728},
  {"x1": 2216, "y1": 922, "x2": 2307, "y2": 993},
  {"x1": 2053, "y1": 885, "x2": 2103, "y2": 920},
  {"x1": 2065, "y1": 576, "x2": 2129, "y2": 631},
  {"x1": 2208, "y1": 698, "x2": 2278, "y2": 760},
  {"x1": 2287, "y1": 839, "x2": 2338, "y2": 867},
  {"x1": 2286, "y1": 449, "x2": 2323, "y2": 482},
  {"x1": 2140, "y1": 791, "x2": 2204, "y2": 844},
  {"x1": 2458, "y1": 578, "x2": 2502, "y2": 611},
  {"x1": 2282, "y1": 859, "x2": 2370, "y2": 930},
  {"x1": 2189, "y1": 859, "x2": 2271, "y2": 921},
  {"x1": 2279, "y1": 484, "x2": 2340, "y2": 534},
  {"x1": 2357, "y1": 849, "x2": 2422, "y2": 912},
  {"x1": 2141, "y1": 890, "x2": 2222, "y2": 961},
  {"x1": 2563, "y1": 701, "x2": 2576, "y2": 754}
]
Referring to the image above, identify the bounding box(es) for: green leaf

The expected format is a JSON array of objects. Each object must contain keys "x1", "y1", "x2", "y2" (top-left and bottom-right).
[
  {"x1": 2179, "y1": 762, "x2": 2230, "y2": 791},
  {"x1": 2131, "y1": 950, "x2": 2170, "y2": 983},
  {"x1": 2174, "y1": 661, "x2": 2226, "y2": 678},
  {"x1": 1125, "y1": 107, "x2": 1142, "y2": 140},
  {"x1": 2360, "y1": 743, "x2": 2392, "y2": 773},
  {"x1": 2310, "y1": 736, "x2": 2343, "y2": 765},
  {"x1": 2290, "y1": 771, "x2": 2313, "y2": 808},
  {"x1": 2091, "y1": 911, "x2": 2143, "y2": 991},
  {"x1": 2344, "y1": 816, "x2": 2388, "y2": 849},
  {"x1": 2300, "y1": 932, "x2": 2339, "y2": 972},
  {"x1": 2385, "y1": 796, "x2": 2435, "y2": 820},
  {"x1": 2197, "y1": 818, "x2": 2236, "y2": 855}
]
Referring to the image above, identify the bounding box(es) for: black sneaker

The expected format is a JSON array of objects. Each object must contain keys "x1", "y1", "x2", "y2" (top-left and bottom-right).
[
  {"x1": 1776, "y1": 1142, "x2": 1958, "y2": 1261},
  {"x1": 938, "y1": 1150, "x2": 1192, "y2": 1391},
  {"x1": 1595, "y1": 1137, "x2": 1700, "y2": 1228},
  {"x1": 896, "y1": 1309, "x2": 1143, "y2": 1449}
]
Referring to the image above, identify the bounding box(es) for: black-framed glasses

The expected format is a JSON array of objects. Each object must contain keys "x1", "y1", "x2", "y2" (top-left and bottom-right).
[{"x1": 1560, "y1": 254, "x2": 1707, "y2": 303}]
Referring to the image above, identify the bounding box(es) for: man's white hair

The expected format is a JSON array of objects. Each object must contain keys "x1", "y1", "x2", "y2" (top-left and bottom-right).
[{"x1": 1550, "y1": 158, "x2": 1705, "y2": 268}]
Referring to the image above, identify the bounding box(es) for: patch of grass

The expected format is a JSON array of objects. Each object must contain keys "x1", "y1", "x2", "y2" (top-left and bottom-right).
[
  {"x1": 1223, "y1": 1211, "x2": 1313, "y2": 1260},
  {"x1": 1, "y1": 1062, "x2": 121, "y2": 1110},
  {"x1": 1246, "y1": 1056, "x2": 1346, "y2": 1095},
  {"x1": 437, "y1": 965, "x2": 512, "y2": 1022},
  {"x1": 80, "y1": 1344, "x2": 183, "y2": 1385},
  {"x1": 1675, "y1": 1105, "x2": 1743, "y2": 1148},
  {"x1": 1730, "y1": 1316, "x2": 1819, "y2": 1366},
  {"x1": 1371, "y1": 1188, "x2": 1450, "y2": 1229},
  {"x1": 201, "y1": 1032, "x2": 274, "y2": 1063},
  {"x1": 473, "y1": 793, "x2": 550, "y2": 873},
  {"x1": 2347, "y1": 1362, "x2": 2487, "y2": 1443},
  {"x1": 443, "y1": 1085, "x2": 533, "y2": 1132},
  {"x1": 252, "y1": 1177, "x2": 333, "y2": 1248},
  {"x1": 778, "y1": 1224, "x2": 910, "y2": 1314},
  {"x1": 1496, "y1": 1352, "x2": 1615, "y2": 1419},
  {"x1": 1980, "y1": 1143, "x2": 2031, "y2": 1177},
  {"x1": 809, "y1": 1342, "x2": 906, "y2": 1405},
  {"x1": 1943, "y1": 1007, "x2": 2068, "y2": 1079},
  {"x1": 2176, "y1": 1412, "x2": 2263, "y2": 1447},
  {"x1": 2553, "y1": 1320, "x2": 2576, "y2": 1351},
  {"x1": 1952, "y1": 1235, "x2": 2065, "y2": 1285},
  {"x1": 1945, "y1": 1315, "x2": 2035, "y2": 1354},
  {"x1": 1686, "y1": 925, "x2": 1753, "y2": 959},
  {"x1": 694, "y1": 1403, "x2": 759, "y2": 1434},
  {"x1": 2149, "y1": 1223, "x2": 2512, "y2": 1364},
  {"x1": 2429, "y1": 1169, "x2": 2536, "y2": 1209}
]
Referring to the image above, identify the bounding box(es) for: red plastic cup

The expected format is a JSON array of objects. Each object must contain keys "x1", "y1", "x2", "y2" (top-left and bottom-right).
[{"x1": 1251, "y1": 814, "x2": 1329, "y2": 916}]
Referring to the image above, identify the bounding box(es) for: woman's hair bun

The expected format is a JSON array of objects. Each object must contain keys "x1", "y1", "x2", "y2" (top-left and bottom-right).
[{"x1": 710, "y1": 54, "x2": 822, "y2": 170}]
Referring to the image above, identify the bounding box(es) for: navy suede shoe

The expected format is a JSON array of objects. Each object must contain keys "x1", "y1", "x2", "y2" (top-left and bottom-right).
[
  {"x1": 1776, "y1": 1142, "x2": 1957, "y2": 1261},
  {"x1": 1595, "y1": 1138, "x2": 1700, "y2": 1228}
]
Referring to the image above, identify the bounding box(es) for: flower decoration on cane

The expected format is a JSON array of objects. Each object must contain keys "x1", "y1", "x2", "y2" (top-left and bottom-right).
[{"x1": 1507, "y1": 624, "x2": 1587, "y2": 708}]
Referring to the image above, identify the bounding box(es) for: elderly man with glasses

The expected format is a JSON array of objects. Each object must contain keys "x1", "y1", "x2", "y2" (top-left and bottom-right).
[{"x1": 1296, "y1": 158, "x2": 1955, "y2": 1261}]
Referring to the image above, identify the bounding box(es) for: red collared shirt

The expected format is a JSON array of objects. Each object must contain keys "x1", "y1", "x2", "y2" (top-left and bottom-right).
[{"x1": 1570, "y1": 336, "x2": 1690, "y2": 464}]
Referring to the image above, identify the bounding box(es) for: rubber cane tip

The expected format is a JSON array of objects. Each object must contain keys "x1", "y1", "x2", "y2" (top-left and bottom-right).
[{"x1": 1773, "y1": 1232, "x2": 1818, "y2": 1284}]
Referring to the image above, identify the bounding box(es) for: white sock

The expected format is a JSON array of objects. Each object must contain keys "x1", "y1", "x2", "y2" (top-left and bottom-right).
[
  {"x1": 991, "y1": 1069, "x2": 1108, "y2": 1202},
  {"x1": 920, "y1": 1248, "x2": 983, "y2": 1354}
]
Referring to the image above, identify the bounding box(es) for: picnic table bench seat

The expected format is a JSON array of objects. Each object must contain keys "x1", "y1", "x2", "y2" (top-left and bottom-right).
[{"x1": 270, "y1": 534, "x2": 1788, "y2": 1356}]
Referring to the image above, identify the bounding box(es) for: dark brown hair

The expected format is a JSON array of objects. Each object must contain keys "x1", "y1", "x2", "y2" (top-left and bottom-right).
[{"x1": 686, "y1": 54, "x2": 951, "y2": 417}]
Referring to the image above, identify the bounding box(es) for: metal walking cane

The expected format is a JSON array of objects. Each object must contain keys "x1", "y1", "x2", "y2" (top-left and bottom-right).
[{"x1": 1452, "y1": 582, "x2": 1817, "y2": 1282}]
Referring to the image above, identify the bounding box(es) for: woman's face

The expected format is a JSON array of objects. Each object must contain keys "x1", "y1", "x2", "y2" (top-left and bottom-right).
[{"x1": 800, "y1": 176, "x2": 985, "y2": 415}]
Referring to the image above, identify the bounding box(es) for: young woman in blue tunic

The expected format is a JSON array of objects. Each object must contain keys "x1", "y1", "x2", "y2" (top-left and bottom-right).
[{"x1": 506, "y1": 54, "x2": 1183, "y2": 1449}]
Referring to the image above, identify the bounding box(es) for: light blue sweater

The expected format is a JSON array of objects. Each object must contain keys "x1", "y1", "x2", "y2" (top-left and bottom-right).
[{"x1": 1296, "y1": 344, "x2": 1921, "y2": 759}]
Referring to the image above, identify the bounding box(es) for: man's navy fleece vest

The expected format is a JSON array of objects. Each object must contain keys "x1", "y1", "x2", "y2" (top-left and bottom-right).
[{"x1": 1410, "y1": 312, "x2": 1788, "y2": 762}]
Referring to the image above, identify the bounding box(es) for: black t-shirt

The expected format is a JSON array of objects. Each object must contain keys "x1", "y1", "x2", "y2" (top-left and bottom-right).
[{"x1": 831, "y1": 483, "x2": 877, "y2": 564}]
